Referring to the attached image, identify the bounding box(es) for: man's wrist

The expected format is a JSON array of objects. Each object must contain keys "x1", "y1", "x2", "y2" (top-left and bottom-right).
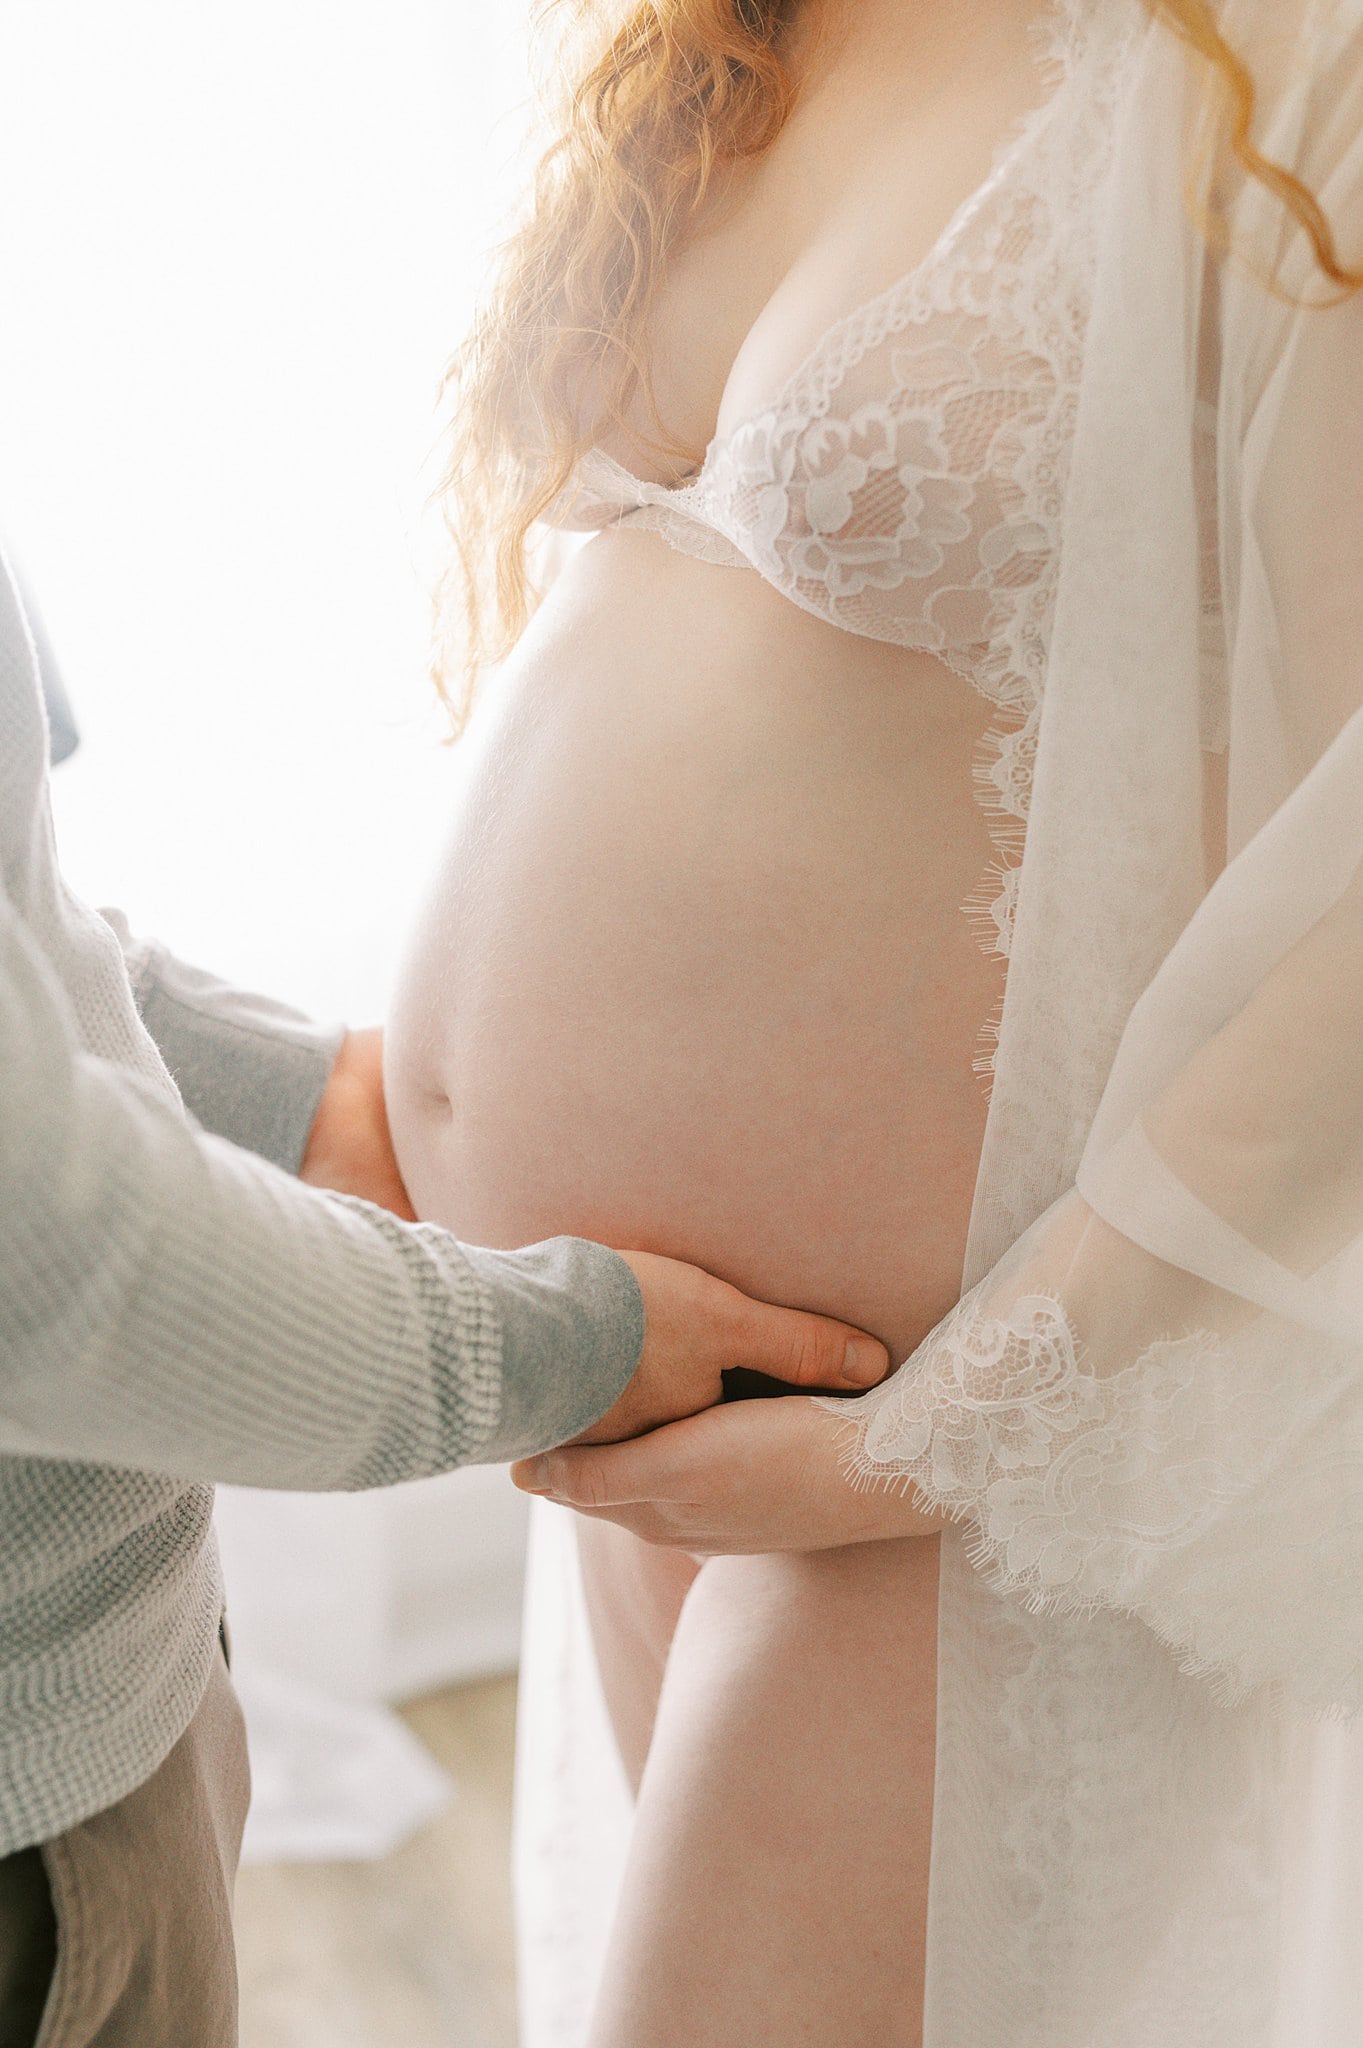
[
  {"x1": 300, "y1": 1028, "x2": 415, "y2": 1217},
  {"x1": 464, "y1": 1238, "x2": 646, "y2": 1463}
]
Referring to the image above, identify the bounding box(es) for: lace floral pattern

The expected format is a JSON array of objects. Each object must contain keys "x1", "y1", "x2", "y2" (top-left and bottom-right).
[
  {"x1": 839, "y1": 1289, "x2": 1225, "y2": 1596},
  {"x1": 556, "y1": 0, "x2": 1126, "y2": 1000},
  {"x1": 830, "y1": 1279, "x2": 1363, "y2": 1716}
]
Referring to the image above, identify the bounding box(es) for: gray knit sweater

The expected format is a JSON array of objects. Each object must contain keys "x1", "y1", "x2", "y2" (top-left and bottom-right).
[{"x1": 0, "y1": 550, "x2": 644, "y2": 1854}]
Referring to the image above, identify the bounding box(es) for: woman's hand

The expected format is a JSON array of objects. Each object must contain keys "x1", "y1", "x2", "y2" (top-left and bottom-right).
[
  {"x1": 512, "y1": 1392, "x2": 949, "y2": 1552},
  {"x1": 300, "y1": 1027, "x2": 416, "y2": 1219},
  {"x1": 571, "y1": 1252, "x2": 892, "y2": 1445}
]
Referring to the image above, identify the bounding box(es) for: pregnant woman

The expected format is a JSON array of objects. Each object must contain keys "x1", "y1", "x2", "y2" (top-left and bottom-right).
[{"x1": 386, "y1": 0, "x2": 1363, "y2": 2040}]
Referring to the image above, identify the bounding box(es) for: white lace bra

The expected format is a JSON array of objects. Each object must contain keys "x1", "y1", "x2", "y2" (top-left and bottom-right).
[{"x1": 548, "y1": 0, "x2": 1135, "y2": 967}]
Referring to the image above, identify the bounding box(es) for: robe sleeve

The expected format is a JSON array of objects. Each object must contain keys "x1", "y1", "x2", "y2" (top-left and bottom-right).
[
  {"x1": 831, "y1": 30, "x2": 1363, "y2": 1716},
  {"x1": 835, "y1": 853, "x2": 1363, "y2": 1713}
]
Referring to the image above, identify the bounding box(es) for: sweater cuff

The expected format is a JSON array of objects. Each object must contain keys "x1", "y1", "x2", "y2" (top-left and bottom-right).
[
  {"x1": 458, "y1": 1238, "x2": 645, "y2": 1463},
  {"x1": 107, "y1": 918, "x2": 344, "y2": 1173}
]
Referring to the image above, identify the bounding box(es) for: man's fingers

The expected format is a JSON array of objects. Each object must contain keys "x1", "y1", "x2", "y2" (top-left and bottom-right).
[{"x1": 728, "y1": 1297, "x2": 888, "y2": 1390}]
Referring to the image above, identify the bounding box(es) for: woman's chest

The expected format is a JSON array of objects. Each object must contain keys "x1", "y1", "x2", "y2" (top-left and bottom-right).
[
  {"x1": 566, "y1": 0, "x2": 1117, "y2": 712},
  {"x1": 607, "y1": 0, "x2": 1073, "y2": 480}
]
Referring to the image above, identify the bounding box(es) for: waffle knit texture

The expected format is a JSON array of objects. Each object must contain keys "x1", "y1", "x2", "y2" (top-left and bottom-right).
[{"x1": 0, "y1": 550, "x2": 644, "y2": 1853}]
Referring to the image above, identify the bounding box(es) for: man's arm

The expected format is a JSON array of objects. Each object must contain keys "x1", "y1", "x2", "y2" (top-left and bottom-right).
[
  {"x1": 111, "y1": 917, "x2": 414, "y2": 1214},
  {"x1": 105, "y1": 912, "x2": 348, "y2": 1176},
  {"x1": 2, "y1": 886, "x2": 888, "y2": 1488},
  {"x1": 1, "y1": 886, "x2": 644, "y2": 1482}
]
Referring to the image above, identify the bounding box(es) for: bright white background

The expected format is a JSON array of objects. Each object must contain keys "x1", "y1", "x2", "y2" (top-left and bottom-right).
[
  {"x1": 0, "y1": 0, "x2": 528, "y2": 1017},
  {"x1": 0, "y1": 0, "x2": 540, "y2": 1848}
]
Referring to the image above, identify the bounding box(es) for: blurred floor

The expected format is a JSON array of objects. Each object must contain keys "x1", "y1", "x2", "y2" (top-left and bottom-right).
[{"x1": 234, "y1": 1675, "x2": 519, "y2": 2048}]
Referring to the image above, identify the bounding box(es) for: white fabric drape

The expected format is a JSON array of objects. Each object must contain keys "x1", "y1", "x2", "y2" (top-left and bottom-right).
[
  {"x1": 841, "y1": 3, "x2": 1363, "y2": 2037},
  {"x1": 517, "y1": 2, "x2": 1363, "y2": 2038}
]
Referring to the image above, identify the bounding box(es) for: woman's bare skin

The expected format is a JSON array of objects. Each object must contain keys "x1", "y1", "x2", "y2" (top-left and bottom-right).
[{"x1": 386, "y1": 1, "x2": 1058, "y2": 2039}]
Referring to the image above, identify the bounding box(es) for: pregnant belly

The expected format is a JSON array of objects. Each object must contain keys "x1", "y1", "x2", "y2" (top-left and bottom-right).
[{"x1": 386, "y1": 532, "x2": 1004, "y2": 1366}]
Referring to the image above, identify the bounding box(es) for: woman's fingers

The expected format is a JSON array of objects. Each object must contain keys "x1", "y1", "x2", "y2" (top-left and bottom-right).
[
  {"x1": 514, "y1": 1396, "x2": 948, "y2": 1553},
  {"x1": 513, "y1": 1401, "x2": 845, "y2": 1549},
  {"x1": 512, "y1": 1412, "x2": 698, "y2": 1509}
]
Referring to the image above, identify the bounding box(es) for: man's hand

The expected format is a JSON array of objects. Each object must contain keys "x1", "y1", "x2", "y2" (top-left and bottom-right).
[
  {"x1": 512, "y1": 1393, "x2": 949, "y2": 1552},
  {"x1": 299, "y1": 1027, "x2": 415, "y2": 1218},
  {"x1": 566, "y1": 1250, "x2": 890, "y2": 1446}
]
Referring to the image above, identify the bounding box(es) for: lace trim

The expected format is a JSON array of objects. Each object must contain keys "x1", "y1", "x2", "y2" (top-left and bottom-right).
[
  {"x1": 828, "y1": 1285, "x2": 1363, "y2": 1717},
  {"x1": 737, "y1": 0, "x2": 1091, "y2": 431}
]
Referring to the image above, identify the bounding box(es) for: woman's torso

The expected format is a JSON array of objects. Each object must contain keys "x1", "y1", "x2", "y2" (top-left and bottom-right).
[{"x1": 386, "y1": 0, "x2": 1112, "y2": 1366}]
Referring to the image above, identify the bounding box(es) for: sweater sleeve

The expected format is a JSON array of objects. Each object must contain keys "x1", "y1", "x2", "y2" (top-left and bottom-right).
[
  {"x1": 104, "y1": 911, "x2": 345, "y2": 1174},
  {"x1": 0, "y1": 886, "x2": 644, "y2": 1483}
]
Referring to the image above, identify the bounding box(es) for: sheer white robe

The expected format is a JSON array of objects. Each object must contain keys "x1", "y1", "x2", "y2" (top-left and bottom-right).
[{"x1": 515, "y1": 2, "x2": 1363, "y2": 2039}]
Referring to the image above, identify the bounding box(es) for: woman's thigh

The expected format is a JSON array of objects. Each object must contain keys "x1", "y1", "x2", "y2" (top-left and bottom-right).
[
  {"x1": 576, "y1": 1517, "x2": 703, "y2": 1791},
  {"x1": 584, "y1": 1534, "x2": 942, "y2": 2048}
]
